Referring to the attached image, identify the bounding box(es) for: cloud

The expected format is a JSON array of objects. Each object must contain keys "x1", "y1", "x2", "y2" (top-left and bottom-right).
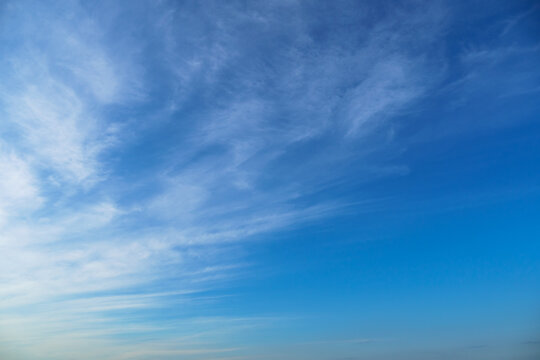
[
  {"x1": 345, "y1": 58, "x2": 424, "y2": 136},
  {"x1": 0, "y1": 145, "x2": 42, "y2": 226},
  {"x1": 5, "y1": 77, "x2": 102, "y2": 183},
  {"x1": 0, "y1": 1, "x2": 451, "y2": 359},
  {"x1": 0, "y1": 0, "x2": 142, "y2": 186}
]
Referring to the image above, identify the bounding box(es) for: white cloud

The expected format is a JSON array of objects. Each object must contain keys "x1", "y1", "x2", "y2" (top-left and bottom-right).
[
  {"x1": 0, "y1": 1, "x2": 450, "y2": 359},
  {"x1": 0, "y1": 146, "x2": 42, "y2": 226},
  {"x1": 0, "y1": 0, "x2": 142, "y2": 187},
  {"x1": 6, "y1": 77, "x2": 101, "y2": 184},
  {"x1": 345, "y1": 58, "x2": 423, "y2": 136}
]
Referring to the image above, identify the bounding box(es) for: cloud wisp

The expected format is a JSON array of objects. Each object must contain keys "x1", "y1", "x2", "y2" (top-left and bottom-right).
[{"x1": 0, "y1": 1, "x2": 495, "y2": 359}]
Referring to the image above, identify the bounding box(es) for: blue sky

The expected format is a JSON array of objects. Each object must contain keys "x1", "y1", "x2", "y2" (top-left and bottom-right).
[{"x1": 0, "y1": 0, "x2": 539, "y2": 359}]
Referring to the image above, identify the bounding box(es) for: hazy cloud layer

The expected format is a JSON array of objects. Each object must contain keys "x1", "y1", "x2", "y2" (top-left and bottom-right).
[{"x1": 0, "y1": 1, "x2": 539, "y2": 359}]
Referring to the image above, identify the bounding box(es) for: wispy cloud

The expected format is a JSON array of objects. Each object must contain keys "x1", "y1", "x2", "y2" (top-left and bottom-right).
[
  {"x1": 0, "y1": 0, "x2": 458, "y2": 359},
  {"x1": 0, "y1": 145, "x2": 42, "y2": 225}
]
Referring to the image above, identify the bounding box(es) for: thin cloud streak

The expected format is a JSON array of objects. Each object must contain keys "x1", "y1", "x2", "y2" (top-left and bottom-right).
[{"x1": 3, "y1": 1, "x2": 512, "y2": 359}]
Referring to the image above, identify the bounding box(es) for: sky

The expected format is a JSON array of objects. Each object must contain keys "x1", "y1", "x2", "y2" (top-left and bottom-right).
[{"x1": 0, "y1": 0, "x2": 539, "y2": 359}]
